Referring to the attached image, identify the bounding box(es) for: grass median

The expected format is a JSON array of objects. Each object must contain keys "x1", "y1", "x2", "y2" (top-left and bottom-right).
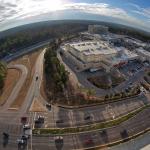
[{"x1": 33, "y1": 104, "x2": 150, "y2": 135}]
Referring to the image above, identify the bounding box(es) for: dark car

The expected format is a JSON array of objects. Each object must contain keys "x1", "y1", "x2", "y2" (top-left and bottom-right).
[
  {"x1": 84, "y1": 138, "x2": 93, "y2": 145},
  {"x1": 21, "y1": 117, "x2": 27, "y2": 124},
  {"x1": 36, "y1": 76, "x2": 38, "y2": 81},
  {"x1": 3, "y1": 132, "x2": 9, "y2": 138},
  {"x1": 37, "y1": 116, "x2": 45, "y2": 123},
  {"x1": 3, "y1": 132, "x2": 9, "y2": 147},
  {"x1": 46, "y1": 103, "x2": 51, "y2": 110},
  {"x1": 84, "y1": 115, "x2": 91, "y2": 120},
  {"x1": 56, "y1": 119, "x2": 63, "y2": 124}
]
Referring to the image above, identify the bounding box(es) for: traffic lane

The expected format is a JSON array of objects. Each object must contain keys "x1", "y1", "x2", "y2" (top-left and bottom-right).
[
  {"x1": 0, "y1": 123, "x2": 22, "y2": 135},
  {"x1": 3, "y1": 39, "x2": 52, "y2": 63},
  {"x1": 19, "y1": 49, "x2": 46, "y2": 114},
  {"x1": 2, "y1": 110, "x2": 150, "y2": 149},
  {"x1": 0, "y1": 133, "x2": 24, "y2": 150},
  {"x1": 109, "y1": 130, "x2": 150, "y2": 150},
  {"x1": 64, "y1": 95, "x2": 149, "y2": 126},
  {"x1": 75, "y1": 109, "x2": 150, "y2": 149},
  {"x1": 32, "y1": 107, "x2": 150, "y2": 150},
  {"x1": 42, "y1": 94, "x2": 149, "y2": 128},
  {"x1": 32, "y1": 134, "x2": 78, "y2": 150}
]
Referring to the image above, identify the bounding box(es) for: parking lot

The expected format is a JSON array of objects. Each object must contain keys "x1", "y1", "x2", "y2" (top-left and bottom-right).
[{"x1": 118, "y1": 60, "x2": 144, "y2": 79}]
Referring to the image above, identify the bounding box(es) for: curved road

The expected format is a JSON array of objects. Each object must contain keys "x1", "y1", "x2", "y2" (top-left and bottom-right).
[{"x1": 0, "y1": 64, "x2": 28, "y2": 111}]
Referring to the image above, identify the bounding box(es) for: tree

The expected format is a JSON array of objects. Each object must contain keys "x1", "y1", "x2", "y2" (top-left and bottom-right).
[
  {"x1": 44, "y1": 41, "x2": 69, "y2": 93},
  {"x1": 0, "y1": 62, "x2": 7, "y2": 91}
]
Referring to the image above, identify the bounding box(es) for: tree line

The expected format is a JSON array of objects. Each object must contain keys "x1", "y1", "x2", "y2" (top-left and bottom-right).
[
  {"x1": 44, "y1": 40, "x2": 69, "y2": 95},
  {"x1": 0, "y1": 62, "x2": 7, "y2": 92},
  {"x1": 0, "y1": 23, "x2": 87, "y2": 59}
]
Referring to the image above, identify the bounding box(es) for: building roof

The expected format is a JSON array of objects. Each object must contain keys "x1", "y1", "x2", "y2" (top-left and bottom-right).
[
  {"x1": 136, "y1": 48, "x2": 150, "y2": 57},
  {"x1": 69, "y1": 41, "x2": 117, "y2": 55},
  {"x1": 107, "y1": 47, "x2": 138, "y2": 65}
]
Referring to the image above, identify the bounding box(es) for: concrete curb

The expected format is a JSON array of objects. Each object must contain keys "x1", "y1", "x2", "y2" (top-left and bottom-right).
[
  {"x1": 33, "y1": 104, "x2": 150, "y2": 136},
  {"x1": 57, "y1": 94, "x2": 140, "y2": 109}
]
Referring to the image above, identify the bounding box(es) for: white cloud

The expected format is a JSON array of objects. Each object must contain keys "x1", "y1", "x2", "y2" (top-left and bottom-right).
[
  {"x1": 63, "y1": 3, "x2": 149, "y2": 30},
  {"x1": 129, "y1": 3, "x2": 150, "y2": 19},
  {"x1": 0, "y1": 0, "x2": 149, "y2": 32}
]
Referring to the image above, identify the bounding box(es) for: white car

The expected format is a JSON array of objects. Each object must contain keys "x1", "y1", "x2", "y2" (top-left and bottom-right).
[
  {"x1": 54, "y1": 136, "x2": 63, "y2": 140},
  {"x1": 17, "y1": 139, "x2": 25, "y2": 144},
  {"x1": 23, "y1": 124, "x2": 31, "y2": 130}
]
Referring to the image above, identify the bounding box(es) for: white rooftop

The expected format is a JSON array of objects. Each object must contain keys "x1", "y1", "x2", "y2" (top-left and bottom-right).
[{"x1": 69, "y1": 41, "x2": 117, "y2": 55}]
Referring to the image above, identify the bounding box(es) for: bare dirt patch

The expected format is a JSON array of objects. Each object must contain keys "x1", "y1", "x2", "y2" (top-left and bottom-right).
[
  {"x1": 9, "y1": 49, "x2": 42, "y2": 109},
  {"x1": 0, "y1": 68, "x2": 20, "y2": 105},
  {"x1": 29, "y1": 97, "x2": 47, "y2": 112}
]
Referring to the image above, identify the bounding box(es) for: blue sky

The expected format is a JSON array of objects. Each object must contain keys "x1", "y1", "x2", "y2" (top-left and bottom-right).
[{"x1": 0, "y1": 0, "x2": 149, "y2": 32}]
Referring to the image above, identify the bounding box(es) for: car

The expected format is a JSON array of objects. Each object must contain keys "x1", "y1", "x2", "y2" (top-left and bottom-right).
[
  {"x1": 21, "y1": 117, "x2": 27, "y2": 124},
  {"x1": 22, "y1": 135, "x2": 30, "y2": 140},
  {"x1": 36, "y1": 76, "x2": 38, "y2": 81},
  {"x1": 2, "y1": 133, "x2": 9, "y2": 147},
  {"x1": 131, "y1": 69, "x2": 135, "y2": 73},
  {"x1": 46, "y1": 103, "x2": 51, "y2": 110},
  {"x1": 3, "y1": 132, "x2": 9, "y2": 138},
  {"x1": 37, "y1": 115, "x2": 45, "y2": 123},
  {"x1": 54, "y1": 136, "x2": 63, "y2": 144},
  {"x1": 23, "y1": 124, "x2": 31, "y2": 130},
  {"x1": 17, "y1": 139, "x2": 27, "y2": 145},
  {"x1": 84, "y1": 138, "x2": 93, "y2": 145},
  {"x1": 84, "y1": 115, "x2": 91, "y2": 120},
  {"x1": 54, "y1": 136, "x2": 63, "y2": 140},
  {"x1": 56, "y1": 119, "x2": 63, "y2": 124},
  {"x1": 125, "y1": 89, "x2": 129, "y2": 93},
  {"x1": 129, "y1": 82, "x2": 132, "y2": 85}
]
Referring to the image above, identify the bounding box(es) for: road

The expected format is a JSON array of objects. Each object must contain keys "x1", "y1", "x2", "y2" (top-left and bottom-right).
[
  {"x1": 2, "y1": 39, "x2": 53, "y2": 63},
  {"x1": 2, "y1": 105, "x2": 150, "y2": 150},
  {"x1": 0, "y1": 48, "x2": 149, "y2": 150},
  {"x1": 0, "y1": 64, "x2": 28, "y2": 111}
]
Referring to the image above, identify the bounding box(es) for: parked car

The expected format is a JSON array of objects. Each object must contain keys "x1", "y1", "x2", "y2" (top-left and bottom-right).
[
  {"x1": 56, "y1": 119, "x2": 63, "y2": 124},
  {"x1": 23, "y1": 124, "x2": 31, "y2": 130},
  {"x1": 84, "y1": 115, "x2": 91, "y2": 120}
]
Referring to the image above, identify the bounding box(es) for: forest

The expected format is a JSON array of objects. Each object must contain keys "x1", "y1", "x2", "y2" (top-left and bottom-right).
[
  {"x1": 0, "y1": 20, "x2": 149, "y2": 60},
  {"x1": 0, "y1": 22, "x2": 87, "y2": 59}
]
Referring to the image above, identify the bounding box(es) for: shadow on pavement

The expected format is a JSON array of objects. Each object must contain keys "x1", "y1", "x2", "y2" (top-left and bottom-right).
[
  {"x1": 120, "y1": 129, "x2": 128, "y2": 142},
  {"x1": 100, "y1": 129, "x2": 109, "y2": 143}
]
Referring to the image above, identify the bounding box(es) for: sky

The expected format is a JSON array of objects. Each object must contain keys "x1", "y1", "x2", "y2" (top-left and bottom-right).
[{"x1": 0, "y1": 0, "x2": 150, "y2": 32}]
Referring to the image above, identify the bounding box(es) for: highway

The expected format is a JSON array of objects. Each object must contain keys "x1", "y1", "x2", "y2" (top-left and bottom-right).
[
  {"x1": 0, "y1": 48, "x2": 149, "y2": 150},
  {"x1": 1, "y1": 105, "x2": 150, "y2": 150}
]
